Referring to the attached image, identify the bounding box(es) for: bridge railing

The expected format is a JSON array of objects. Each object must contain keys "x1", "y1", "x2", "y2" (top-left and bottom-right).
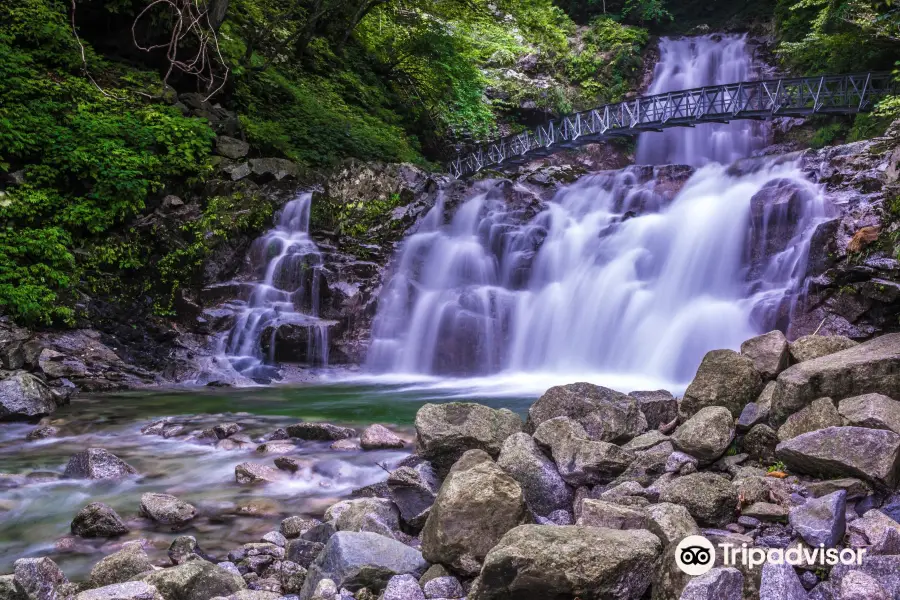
[{"x1": 448, "y1": 72, "x2": 897, "y2": 179}]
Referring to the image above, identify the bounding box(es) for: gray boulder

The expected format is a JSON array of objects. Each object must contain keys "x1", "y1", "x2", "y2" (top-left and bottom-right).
[
  {"x1": 737, "y1": 381, "x2": 775, "y2": 432},
  {"x1": 831, "y1": 556, "x2": 900, "y2": 598},
  {"x1": 741, "y1": 330, "x2": 790, "y2": 380},
  {"x1": 789, "y1": 490, "x2": 846, "y2": 548},
  {"x1": 76, "y1": 583, "x2": 163, "y2": 600},
  {"x1": 0, "y1": 372, "x2": 56, "y2": 420},
  {"x1": 775, "y1": 426, "x2": 900, "y2": 487},
  {"x1": 386, "y1": 462, "x2": 440, "y2": 531},
  {"x1": 359, "y1": 424, "x2": 404, "y2": 450},
  {"x1": 71, "y1": 502, "x2": 129, "y2": 538},
  {"x1": 138, "y1": 560, "x2": 246, "y2": 600},
  {"x1": 772, "y1": 333, "x2": 900, "y2": 424},
  {"x1": 680, "y1": 567, "x2": 743, "y2": 600},
  {"x1": 839, "y1": 571, "x2": 889, "y2": 600},
  {"x1": 623, "y1": 430, "x2": 670, "y2": 452},
  {"x1": 646, "y1": 502, "x2": 700, "y2": 546},
  {"x1": 414, "y1": 403, "x2": 522, "y2": 475},
  {"x1": 777, "y1": 397, "x2": 842, "y2": 441},
  {"x1": 629, "y1": 390, "x2": 678, "y2": 430},
  {"x1": 64, "y1": 449, "x2": 137, "y2": 480},
  {"x1": 140, "y1": 493, "x2": 197, "y2": 527},
  {"x1": 469, "y1": 525, "x2": 661, "y2": 600},
  {"x1": 420, "y1": 450, "x2": 529, "y2": 575},
  {"x1": 168, "y1": 537, "x2": 210, "y2": 565},
  {"x1": 215, "y1": 136, "x2": 249, "y2": 160},
  {"x1": 671, "y1": 406, "x2": 735, "y2": 464},
  {"x1": 577, "y1": 499, "x2": 649, "y2": 530},
  {"x1": 789, "y1": 334, "x2": 858, "y2": 363},
  {"x1": 847, "y1": 509, "x2": 900, "y2": 555},
  {"x1": 534, "y1": 417, "x2": 635, "y2": 486},
  {"x1": 248, "y1": 158, "x2": 298, "y2": 181},
  {"x1": 497, "y1": 433, "x2": 573, "y2": 517},
  {"x1": 422, "y1": 576, "x2": 463, "y2": 599},
  {"x1": 381, "y1": 574, "x2": 424, "y2": 600},
  {"x1": 13, "y1": 558, "x2": 68, "y2": 600},
  {"x1": 680, "y1": 350, "x2": 764, "y2": 418},
  {"x1": 658, "y1": 472, "x2": 737, "y2": 527},
  {"x1": 838, "y1": 393, "x2": 900, "y2": 434},
  {"x1": 325, "y1": 498, "x2": 400, "y2": 539},
  {"x1": 528, "y1": 383, "x2": 646, "y2": 443},
  {"x1": 286, "y1": 423, "x2": 355, "y2": 441},
  {"x1": 743, "y1": 424, "x2": 779, "y2": 463},
  {"x1": 91, "y1": 543, "x2": 155, "y2": 587},
  {"x1": 806, "y1": 477, "x2": 870, "y2": 499},
  {"x1": 759, "y1": 562, "x2": 807, "y2": 600},
  {"x1": 235, "y1": 463, "x2": 285, "y2": 484},
  {"x1": 0, "y1": 574, "x2": 24, "y2": 600},
  {"x1": 298, "y1": 532, "x2": 427, "y2": 599}
]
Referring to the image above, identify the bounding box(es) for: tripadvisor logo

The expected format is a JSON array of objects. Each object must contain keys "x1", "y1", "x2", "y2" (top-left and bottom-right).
[{"x1": 674, "y1": 534, "x2": 867, "y2": 575}]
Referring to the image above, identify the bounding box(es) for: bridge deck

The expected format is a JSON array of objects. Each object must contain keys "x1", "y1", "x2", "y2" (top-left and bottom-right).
[{"x1": 448, "y1": 72, "x2": 897, "y2": 179}]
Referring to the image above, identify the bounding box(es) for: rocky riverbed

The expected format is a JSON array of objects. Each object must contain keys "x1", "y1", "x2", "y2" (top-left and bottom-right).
[{"x1": 1, "y1": 330, "x2": 899, "y2": 599}]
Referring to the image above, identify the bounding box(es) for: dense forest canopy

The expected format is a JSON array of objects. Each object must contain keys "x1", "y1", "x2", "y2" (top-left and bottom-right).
[{"x1": 0, "y1": 0, "x2": 898, "y2": 327}]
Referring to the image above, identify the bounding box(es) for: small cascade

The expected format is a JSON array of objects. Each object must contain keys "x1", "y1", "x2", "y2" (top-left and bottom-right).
[
  {"x1": 635, "y1": 34, "x2": 769, "y2": 166},
  {"x1": 221, "y1": 192, "x2": 330, "y2": 379}
]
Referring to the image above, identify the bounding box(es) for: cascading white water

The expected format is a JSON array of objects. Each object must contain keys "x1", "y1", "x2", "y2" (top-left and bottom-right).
[
  {"x1": 222, "y1": 192, "x2": 329, "y2": 378},
  {"x1": 635, "y1": 35, "x2": 769, "y2": 166},
  {"x1": 366, "y1": 35, "x2": 829, "y2": 388}
]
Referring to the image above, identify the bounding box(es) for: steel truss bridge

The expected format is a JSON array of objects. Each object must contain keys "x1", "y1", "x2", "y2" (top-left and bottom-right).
[{"x1": 448, "y1": 72, "x2": 897, "y2": 179}]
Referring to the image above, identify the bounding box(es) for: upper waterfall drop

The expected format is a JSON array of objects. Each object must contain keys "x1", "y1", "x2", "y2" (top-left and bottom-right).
[{"x1": 635, "y1": 34, "x2": 769, "y2": 166}]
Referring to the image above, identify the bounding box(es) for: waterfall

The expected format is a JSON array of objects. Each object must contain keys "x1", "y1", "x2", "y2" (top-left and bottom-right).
[
  {"x1": 635, "y1": 35, "x2": 769, "y2": 166},
  {"x1": 220, "y1": 192, "x2": 330, "y2": 379},
  {"x1": 366, "y1": 35, "x2": 829, "y2": 387}
]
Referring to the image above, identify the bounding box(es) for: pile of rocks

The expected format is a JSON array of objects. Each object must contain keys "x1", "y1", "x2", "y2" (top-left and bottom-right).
[{"x1": 5, "y1": 331, "x2": 900, "y2": 600}]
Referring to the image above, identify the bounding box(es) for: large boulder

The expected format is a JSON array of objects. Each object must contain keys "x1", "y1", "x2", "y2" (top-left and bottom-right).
[
  {"x1": 235, "y1": 463, "x2": 285, "y2": 484},
  {"x1": 741, "y1": 331, "x2": 790, "y2": 380},
  {"x1": 497, "y1": 433, "x2": 573, "y2": 517},
  {"x1": 359, "y1": 424, "x2": 404, "y2": 450},
  {"x1": 414, "y1": 403, "x2": 522, "y2": 475},
  {"x1": 13, "y1": 558, "x2": 68, "y2": 600},
  {"x1": 758, "y1": 562, "x2": 807, "y2": 600},
  {"x1": 325, "y1": 498, "x2": 400, "y2": 539},
  {"x1": 789, "y1": 334, "x2": 858, "y2": 363},
  {"x1": 671, "y1": 406, "x2": 735, "y2": 464},
  {"x1": 771, "y1": 333, "x2": 900, "y2": 424},
  {"x1": 71, "y1": 502, "x2": 129, "y2": 538},
  {"x1": 534, "y1": 417, "x2": 635, "y2": 486},
  {"x1": 775, "y1": 426, "x2": 900, "y2": 488},
  {"x1": 680, "y1": 350, "x2": 764, "y2": 418},
  {"x1": 848, "y1": 509, "x2": 900, "y2": 555},
  {"x1": 91, "y1": 543, "x2": 155, "y2": 588},
  {"x1": 0, "y1": 372, "x2": 56, "y2": 420},
  {"x1": 789, "y1": 490, "x2": 846, "y2": 548},
  {"x1": 64, "y1": 449, "x2": 137, "y2": 480},
  {"x1": 839, "y1": 571, "x2": 890, "y2": 600},
  {"x1": 138, "y1": 560, "x2": 246, "y2": 600},
  {"x1": 420, "y1": 450, "x2": 529, "y2": 575},
  {"x1": 577, "y1": 499, "x2": 649, "y2": 530},
  {"x1": 298, "y1": 532, "x2": 427, "y2": 599},
  {"x1": 528, "y1": 383, "x2": 646, "y2": 443},
  {"x1": 140, "y1": 494, "x2": 197, "y2": 527},
  {"x1": 680, "y1": 567, "x2": 743, "y2": 600},
  {"x1": 75, "y1": 582, "x2": 164, "y2": 600},
  {"x1": 838, "y1": 393, "x2": 900, "y2": 434},
  {"x1": 737, "y1": 381, "x2": 775, "y2": 432},
  {"x1": 469, "y1": 525, "x2": 661, "y2": 600},
  {"x1": 776, "y1": 397, "x2": 842, "y2": 441},
  {"x1": 628, "y1": 390, "x2": 678, "y2": 430},
  {"x1": 645, "y1": 502, "x2": 700, "y2": 546},
  {"x1": 658, "y1": 472, "x2": 737, "y2": 527},
  {"x1": 386, "y1": 462, "x2": 440, "y2": 531},
  {"x1": 831, "y1": 556, "x2": 900, "y2": 598},
  {"x1": 742, "y1": 424, "x2": 779, "y2": 463}
]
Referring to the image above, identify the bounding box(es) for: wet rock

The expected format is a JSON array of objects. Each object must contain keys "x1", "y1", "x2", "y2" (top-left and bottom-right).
[
  {"x1": 285, "y1": 540, "x2": 325, "y2": 569},
  {"x1": 386, "y1": 463, "x2": 439, "y2": 531},
  {"x1": 629, "y1": 390, "x2": 678, "y2": 430},
  {"x1": 169, "y1": 537, "x2": 212, "y2": 565},
  {"x1": 140, "y1": 494, "x2": 197, "y2": 527},
  {"x1": 0, "y1": 574, "x2": 24, "y2": 600},
  {"x1": 414, "y1": 403, "x2": 522, "y2": 475},
  {"x1": 248, "y1": 159, "x2": 298, "y2": 182},
  {"x1": 680, "y1": 567, "x2": 743, "y2": 600},
  {"x1": 680, "y1": 350, "x2": 764, "y2": 419},
  {"x1": 528, "y1": 382, "x2": 647, "y2": 443},
  {"x1": 789, "y1": 334, "x2": 859, "y2": 363},
  {"x1": 772, "y1": 333, "x2": 900, "y2": 424},
  {"x1": 646, "y1": 502, "x2": 700, "y2": 546},
  {"x1": 325, "y1": 498, "x2": 400, "y2": 539},
  {"x1": 497, "y1": 432, "x2": 573, "y2": 517},
  {"x1": 139, "y1": 560, "x2": 247, "y2": 600},
  {"x1": 759, "y1": 562, "x2": 807, "y2": 600},
  {"x1": 839, "y1": 570, "x2": 889, "y2": 600},
  {"x1": 215, "y1": 137, "x2": 250, "y2": 160},
  {"x1": 26, "y1": 426, "x2": 58, "y2": 441},
  {"x1": 658, "y1": 472, "x2": 738, "y2": 527},
  {"x1": 741, "y1": 331, "x2": 790, "y2": 380},
  {"x1": 743, "y1": 424, "x2": 779, "y2": 463},
  {"x1": 577, "y1": 499, "x2": 649, "y2": 530},
  {"x1": 71, "y1": 502, "x2": 129, "y2": 538},
  {"x1": 235, "y1": 463, "x2": 285, "y2": 485},
  {"x1": 274, "y1": 458, "x2": 301, "y2": 473},
  {"x1": 286, "y1": 423, "x2": 356, "y2": 442},
  {"x1": 0, "y1": 372, "x2": 56, "y2": 420},
  {"x1": 64, "y1": 449, "x2": 137, "y2": 480},
  {"x1": 838, "y1": 393, "x2": 900, "y2": 434},
  {"x1": 777, "y1": 397, "x2": 842, "y2": 441},
  {"x1": 359, "y1": 425, "x2": 404, "y2": 450},
  {"x1": 790, "y1": 490, "x2": 846, "y2": 548},
  {"x1": 330, "y1": 439, "x2": 359, "y2": 452},
  {"x1": 298, "y1": 532, "x2": 427, "y2": 599},
  {"x1": 75, "y1": 582, "x2": 163, "y2": 600},
  {"x1": 420, "y1": 450, "x2": 529, "y2": 576},
  {"x1": 91, "y1": 543, "x2": 155, "y2": 587},
  {"x1": 775, "y1": 426, "x2": 900, "y2": 487},
  {"x1": 255, "y1": 441, "x2": 296, "y2": 455},
  {"x1": 14, "y1": 557, "x2": 68, "y2": 600},
  {"x1": 281, "y1": 517, "x2": 319, "y2": 540},
  {"x1": 672, "y1": 406, "x2": 735, "y2": 464},
  {"x1": 469, "y1": 525, "x2": 660, "y2": 600},
  {"x1": 214, "y1": 423, "x2": 242, "y2": 439}
]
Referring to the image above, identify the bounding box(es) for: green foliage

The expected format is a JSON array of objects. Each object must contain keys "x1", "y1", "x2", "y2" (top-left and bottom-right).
[
  {"x1": 566, "y1": 17, "x2": 649, "y2": 106},
  {"x1": 622, "y1": 0, "x2": 673, "y2": 24},
  {"x1": 809, "y1": 122, "x2": 846, "y2": 148}
]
